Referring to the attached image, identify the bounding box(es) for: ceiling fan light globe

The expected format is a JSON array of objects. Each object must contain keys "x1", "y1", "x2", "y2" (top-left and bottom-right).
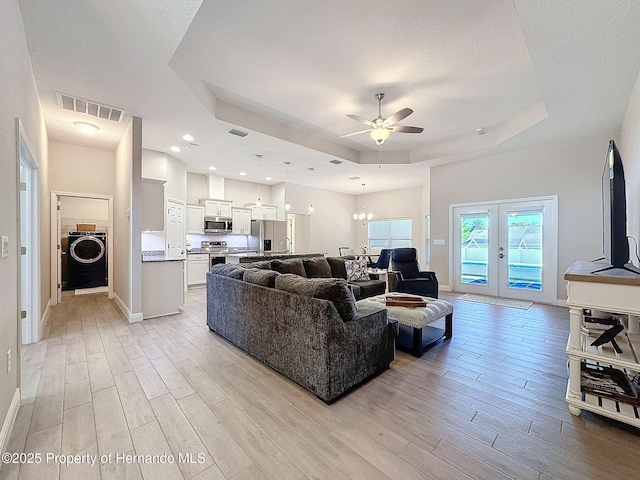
[
  {"x1": 367, "y1": 213, "x2": 373, "y2": 220},
  {"x1": 370, "y1": 127, "x2": 390, "y2": 145}
]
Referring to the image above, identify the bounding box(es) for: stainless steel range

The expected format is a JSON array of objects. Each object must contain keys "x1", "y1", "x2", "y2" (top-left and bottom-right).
[{"x1": 201, "y1": 241, "x2": 227, "y2": 267}]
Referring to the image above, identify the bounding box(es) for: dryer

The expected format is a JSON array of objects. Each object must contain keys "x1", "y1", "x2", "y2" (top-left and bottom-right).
[{"x1": 67, "y1": 231, "x2": 107, "y2": 289}]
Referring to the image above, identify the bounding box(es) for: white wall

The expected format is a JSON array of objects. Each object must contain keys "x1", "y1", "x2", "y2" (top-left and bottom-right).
[
  {"x1": 142, "y1": 149, "x2": 186, "y2": 202},
  {"x1": 49, "y1": 142, "x2": 115, "y2": 195},
  {"x1": 225, "y1": 178, "x2": 273, "y2": 207},
  {"x1": 186, "y1": 172, "x2": 208, "y2": 203},
  {"x1": 620, "y1": 71, "x2": 640, "y2": 268},
  {"x1": 430, "y1": 132, "x2": 617, "y2": 301},
  {"x1": 354, "y1": 184, "x2": 430, "y2": 267},
  {"x1": 113, "y1": 118, "x2": 143, "y2": 320},
  {"x1": 0, "y1": 0, "x2": 49, "y2": 449}
]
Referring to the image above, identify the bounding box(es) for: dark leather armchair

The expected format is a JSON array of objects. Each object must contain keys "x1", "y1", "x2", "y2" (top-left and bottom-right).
[
  {"x1": 389, "y1": 248, "x2": 438, "y2": 298},
  {"x1": 367, "y1": 248, "x2": 391, "y2": 270}
]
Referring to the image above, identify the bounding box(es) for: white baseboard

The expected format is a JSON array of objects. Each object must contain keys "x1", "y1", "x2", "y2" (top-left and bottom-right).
[
  {"x1": 113, "y1": 293, "x2": 143, "y2": 323},
  {"x1": 39, "y1": 298, "x2": 52, "y2": 342},
  {"x1": 0, "y1": 388, "x2": 20, "y2": 457}
]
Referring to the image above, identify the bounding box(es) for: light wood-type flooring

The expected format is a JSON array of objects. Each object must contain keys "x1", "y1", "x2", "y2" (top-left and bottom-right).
[{"x1": 2, "y1": 289, "x2": 639, "y2": 480}]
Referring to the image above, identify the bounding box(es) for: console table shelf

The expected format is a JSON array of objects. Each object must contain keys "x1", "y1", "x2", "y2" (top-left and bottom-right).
[{"x1": 564, "y1": 261, "x2": 640, "y2": 427}]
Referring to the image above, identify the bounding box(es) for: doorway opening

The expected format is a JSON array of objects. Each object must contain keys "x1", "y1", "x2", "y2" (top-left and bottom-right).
[{"x1": 51, "y1": 192, "x2": 113, "y2": 304}]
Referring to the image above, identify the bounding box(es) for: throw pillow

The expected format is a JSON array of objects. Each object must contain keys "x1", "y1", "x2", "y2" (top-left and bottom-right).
[
  {"x1": 302, "y1": 257, "x2": 332, "y2": 278},
  {"x1": 345, "y1": 258, "x2": 370, "y2": 282},
  {"x1": 243, "y1": 268, "x2": 279, "y2": 287},
  {"x1": 270, "y1": 258, "x2": 307, "y2": 277},
  {"x1": 210, "y1": 264, "x2": 245, "y2": 280},
  {"x1": 274, "y1": 274, "x2": 357, "y2": 322}
]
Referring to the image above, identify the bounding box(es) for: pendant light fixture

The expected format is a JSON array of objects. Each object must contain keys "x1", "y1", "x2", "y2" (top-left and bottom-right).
[
  {"x1": 256, "y1": 154, "x2": 263, "y2": 207},
  {"x1": 284, "y1": 161, "x2": 291, "y2": 211},
  {"x1": 308, "y1": 167, "x2": 314, "y2": 214},
  {"x1": 354, "y1": 183, "x2": 373, "y2": 224}
]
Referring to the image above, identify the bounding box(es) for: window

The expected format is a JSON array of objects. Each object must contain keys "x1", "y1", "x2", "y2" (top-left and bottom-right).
[{"x1": 368, "y1": 219, "x2": 412, "y2": 249}]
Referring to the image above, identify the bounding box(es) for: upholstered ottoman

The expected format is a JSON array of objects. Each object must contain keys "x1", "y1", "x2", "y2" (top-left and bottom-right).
[{"x1": 357, "y1": 294, "x2": 453, "y2": 357}]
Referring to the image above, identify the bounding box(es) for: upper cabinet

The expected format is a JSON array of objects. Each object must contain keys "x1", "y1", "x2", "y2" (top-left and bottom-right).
[
  {"x1": 245, "y1": 203, "x2": 277, "y2": 220},
  {"x1": 186, "y1": 204, "x2": 205, "y2": 234},
  {"x1": 141, "y1": 179, "x2": 165, "y2": 231},
  {"x1": 232, "y1": 208, "x2": 252, "y2": 235},
  {"x1": 200, "y1": 198, "x2": 232, "y2": 218}
]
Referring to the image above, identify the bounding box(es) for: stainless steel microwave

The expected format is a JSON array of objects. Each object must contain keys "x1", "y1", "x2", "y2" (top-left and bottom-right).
[{"x1": 204, "y1": 218, "x2": 232, "y2": 233}]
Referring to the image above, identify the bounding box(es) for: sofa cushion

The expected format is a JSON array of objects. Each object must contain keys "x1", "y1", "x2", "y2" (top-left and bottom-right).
[
  {"x1": 345, "y1": 258, "x2": 370, "y2": 281},
  {"x1": 352, "y1": 279, "x2": 386, "y2": 299},
  {"x1": 275, "y1": 274, "x2": 357, "y2": 321},
  {"x1": 245, "y1": 260, "x2": 272, "y2": 270},
  {"x1": 243, "y1": 268, "x2": 279, "y2": 287},
  {"x1": 270, "y1": 258, "x2": 307, "y2": 277},
  {"x1": 302, "y1": 257, "x2": 332, "y2": 278},
  {"x1": 326, "y1": 256, "x2": 351, "y2": 279},
  {"x1": 210, "y1": 263, "x2": 245, "y2": 280}
]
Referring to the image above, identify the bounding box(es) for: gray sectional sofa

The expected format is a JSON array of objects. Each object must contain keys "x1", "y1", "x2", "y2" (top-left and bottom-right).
[{"x1": 206, "y1": 256, "x2": 397, "y2": 402}]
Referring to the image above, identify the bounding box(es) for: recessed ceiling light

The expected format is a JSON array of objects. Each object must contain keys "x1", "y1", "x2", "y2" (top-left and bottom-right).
[
  {"x1": 170, "y1": 146, "x2": 180, "y2": 152},
  {"x1": 265, "y1": 176, "x2": 272, "y2": 181},
  {"x1": 74, "y1": 121, "x2": 99, "y2": 135},
  {"x1": 474, "y1": 127, "x2": 486, "y2": 135},
  {"x1": 239, "y1": 172, "x2": 246, "y2": 176},
  {"x1": 182, "y1": 134, "x2": 194, "y2": 142},
  {"x1": 208, "y1": 166, "x2": 217, "y2": 171}
]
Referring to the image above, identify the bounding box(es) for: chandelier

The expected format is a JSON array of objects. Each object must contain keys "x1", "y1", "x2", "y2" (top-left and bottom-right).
[{"x1": 353, "y1": 183, "x2": 373, "y2": 224}]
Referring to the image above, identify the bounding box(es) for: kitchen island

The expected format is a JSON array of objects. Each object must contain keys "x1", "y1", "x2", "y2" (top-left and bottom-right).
[
  {"x1": 225, "y1": 252, "x2": 326, "y2": 264},
  {"x1": 141, "y1": 251, "x2": 184, "y2": 319}
]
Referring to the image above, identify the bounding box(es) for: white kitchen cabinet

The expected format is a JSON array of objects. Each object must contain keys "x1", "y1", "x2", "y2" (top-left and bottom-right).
[
  {"x1": 141, "y1": 179, "x2": 165, "y2": 231},
  {"x1": 246, "y1": 203, "x2": 277, "y2": 220},
  {"x1": 187, "y1": 253, "x2": 210, "y2": 286},
  {"x1": 201, "y1": 199, "x2": 232, "y2": 218},
  {"x1": 186, "y1": 204, "x2": 205, "y2": 234},
  {"x1": 232, "y1": 208, "x2": 252, "y2": 234}
]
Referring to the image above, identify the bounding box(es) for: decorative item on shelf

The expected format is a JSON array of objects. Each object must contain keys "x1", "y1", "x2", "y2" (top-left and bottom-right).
[{"x1": 354, "y1": 183, "x2": 373, "y2": 224}]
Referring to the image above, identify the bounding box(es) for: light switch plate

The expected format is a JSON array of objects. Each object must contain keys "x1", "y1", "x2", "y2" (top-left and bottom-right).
[{"x1": 1, "y1": 236, "x2": 8, "y2": 258}]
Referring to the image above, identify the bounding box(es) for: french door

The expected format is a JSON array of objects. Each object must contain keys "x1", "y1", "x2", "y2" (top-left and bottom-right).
[{"x1": 452, "y1": 197, "x2": 557, "y2": 304}]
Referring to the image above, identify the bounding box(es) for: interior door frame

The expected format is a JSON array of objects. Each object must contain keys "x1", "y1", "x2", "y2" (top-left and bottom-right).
[
  {"x1": 16, "y1": 118, "x2": 40, "y2": 345},
  {"x1": 450, "y1": 195, "x2": 558, "y2": 304},
  {"x1": 50, "y1": 191, "x2": 114, "y2": 304}
]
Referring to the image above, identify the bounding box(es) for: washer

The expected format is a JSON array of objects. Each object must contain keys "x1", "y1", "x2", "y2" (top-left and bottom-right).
[{"x1": 67, "y1": 231, "x2": 108, "y2": 289}]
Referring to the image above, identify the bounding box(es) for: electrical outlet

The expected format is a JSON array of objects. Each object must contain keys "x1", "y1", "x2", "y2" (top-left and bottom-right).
[{"x1": 6, "y1": 349, "x2": 11, "y2": 373}]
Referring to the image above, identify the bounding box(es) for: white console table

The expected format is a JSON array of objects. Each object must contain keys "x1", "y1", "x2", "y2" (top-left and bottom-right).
[{"x1": 564, "y1": 261, "x2": 640, "y2": 427}]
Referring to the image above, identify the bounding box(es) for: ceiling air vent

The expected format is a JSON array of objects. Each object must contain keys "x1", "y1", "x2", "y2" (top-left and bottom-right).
[
  {"x1": 184, "y1": 143, "x2": 200, "y2": 150},
  {"x1": 56, "y1": 92, "x2": 125, "y2": 122},
  {"x1": 348, "y1": 176, "x2": 361, "y2": 180},
  {"x1": 329, "y1": 159, "x2": 343, "y2": 165},
  {"x1": 227, "y1": 128, "x2": 249, "y2": 138}
]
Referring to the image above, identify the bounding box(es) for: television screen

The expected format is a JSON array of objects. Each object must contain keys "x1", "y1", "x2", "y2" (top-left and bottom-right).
[{"x1": 598, "y1": 140, "x2": 639, "y2": 274}]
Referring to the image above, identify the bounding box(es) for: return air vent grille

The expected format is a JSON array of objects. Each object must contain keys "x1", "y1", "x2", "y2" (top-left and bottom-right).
[
  {"x1": 329, "y1": 159, "x2": 343, "y2": 165},
  {"x1": 56, "y1": 92, "x2": 125, "y2": 122},
  {"x1": 184, "y1": 143, "x2": 200, "y2": 150},
  {"x1": 348, "y1": 176, "x2": 361, "y2": 180},
  {"x1": 227, "y1": 128, "x2": 249, "y2": 138}
]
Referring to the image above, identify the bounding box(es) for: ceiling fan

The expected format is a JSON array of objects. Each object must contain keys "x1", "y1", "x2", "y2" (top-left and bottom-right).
[{"x1": 341, "y1": 93, "x2": 424, "y2": 145}]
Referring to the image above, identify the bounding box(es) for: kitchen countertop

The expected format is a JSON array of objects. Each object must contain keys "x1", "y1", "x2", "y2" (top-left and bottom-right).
[
  {"x1": 142, "y1": 251, "x2": 185, "y2": 262},
  {"x1": 226, "y1": 252, "x2": 326, "y2": 263}
]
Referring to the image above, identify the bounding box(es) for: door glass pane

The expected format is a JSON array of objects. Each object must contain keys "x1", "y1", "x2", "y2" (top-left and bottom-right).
[
  {"x1": 507, "y1": 211, "x2": 542, "y2": 291},
  {"x1": 460, "y1": 214, "x2": 488, "y2": 285}
]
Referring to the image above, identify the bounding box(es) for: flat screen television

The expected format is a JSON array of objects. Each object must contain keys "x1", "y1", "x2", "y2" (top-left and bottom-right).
[{"x1": 594, "y1": 140, "x2": 640, "y2": 274}]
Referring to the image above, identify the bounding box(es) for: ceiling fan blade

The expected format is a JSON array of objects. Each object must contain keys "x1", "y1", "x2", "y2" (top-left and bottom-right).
[
  {"x1": 339, "y1": 129, "x2": 372, "y2": 138},
  {"x1": 347, "y1": 114, "x2": 375, "y2": 127},
  {"x1": 388, "y1": 125, "x2": 424, "y2": 134},
  {"x1": 383, "y1": 108, "x2": 413, "y2": 126}
]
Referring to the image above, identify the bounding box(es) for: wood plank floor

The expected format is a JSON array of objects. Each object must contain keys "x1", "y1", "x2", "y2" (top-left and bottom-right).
[{"x1": 2, "y1": 289, "x2": 639, "y2": 480}]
